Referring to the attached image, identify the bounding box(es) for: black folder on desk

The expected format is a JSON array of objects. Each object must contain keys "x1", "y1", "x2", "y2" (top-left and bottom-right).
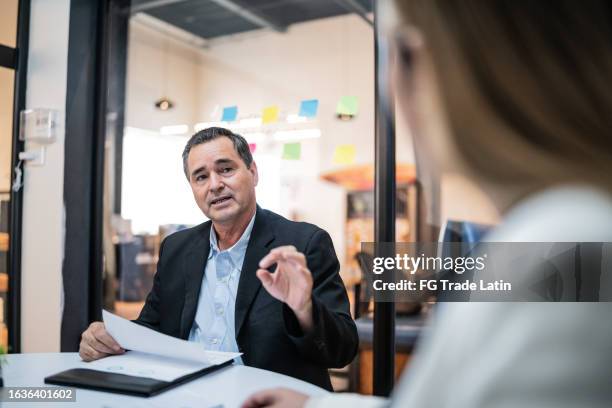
[{"x1": 44, "y1": 360, "x2": 232, "y2": 397}]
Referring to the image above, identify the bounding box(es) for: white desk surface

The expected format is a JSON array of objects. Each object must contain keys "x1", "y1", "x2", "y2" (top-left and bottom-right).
[{"x1": 1, "y1": 353, "x2": 328, "y2": 407}]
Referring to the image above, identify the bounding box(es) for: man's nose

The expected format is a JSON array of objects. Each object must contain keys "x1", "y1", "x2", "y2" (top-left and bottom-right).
[{"x1": 209, "y1": 172, "x2": 225, "y2": 191}]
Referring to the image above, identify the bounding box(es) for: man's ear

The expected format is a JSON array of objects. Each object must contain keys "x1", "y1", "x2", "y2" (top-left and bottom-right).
[{"x1": 250, "y1": 161, "x2": 259, "y2": 186}]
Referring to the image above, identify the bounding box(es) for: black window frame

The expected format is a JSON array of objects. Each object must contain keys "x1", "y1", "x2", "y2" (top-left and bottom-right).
[
  {"x1": 2, "y1": 0, "x2": 32, "y2": 353},
  {"x1": 61, "y1": 0, "x2": 130, "y2": 351}
]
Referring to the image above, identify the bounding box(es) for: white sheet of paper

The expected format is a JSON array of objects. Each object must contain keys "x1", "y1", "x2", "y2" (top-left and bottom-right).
[
  {"x1": 86, "y1": 350, "x2": 209, "y2": 382},
  {"x1": 87, "y1": 310, "x2": 241, "y2": 381},
  {"x1": 103, "y1": 310, "x2": 241, "y2": 365}
]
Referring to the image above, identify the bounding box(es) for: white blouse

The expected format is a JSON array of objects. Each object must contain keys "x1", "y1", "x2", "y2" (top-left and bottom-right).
[{"x1": 308, "y1": 185, "x2": 612, "y2": 408}]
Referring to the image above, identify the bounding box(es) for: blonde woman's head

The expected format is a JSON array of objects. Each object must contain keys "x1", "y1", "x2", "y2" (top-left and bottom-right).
[{"x1": 393, "y1": 0, "x2": 612, "y2": 208}]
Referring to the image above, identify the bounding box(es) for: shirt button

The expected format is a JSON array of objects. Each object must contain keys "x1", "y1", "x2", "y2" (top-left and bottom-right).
[
  {"x1": 211, "y1": 338, "x2": 219, "y2": 344},
  {"x1": 216, "y1": 307, "x2": 224, "y2": 316}
]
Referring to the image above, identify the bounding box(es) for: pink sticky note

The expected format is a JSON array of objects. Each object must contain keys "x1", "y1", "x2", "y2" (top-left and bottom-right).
[{"x1": 249, "y1": 143, "x2": 257, "y2": 153}]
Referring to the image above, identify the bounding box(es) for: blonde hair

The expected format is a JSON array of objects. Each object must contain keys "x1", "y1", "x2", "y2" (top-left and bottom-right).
[{"x1": 396, "y1": 0, "x2": 612, "y2": 191}]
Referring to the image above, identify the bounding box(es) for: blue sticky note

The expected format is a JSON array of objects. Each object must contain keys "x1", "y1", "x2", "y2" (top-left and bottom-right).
[
  {"x1": 299, "y1": 99, "x2": 319, "y2": 118},
  {"x1": 221, "y1": 106, "x2": 238, "y2": 122}
]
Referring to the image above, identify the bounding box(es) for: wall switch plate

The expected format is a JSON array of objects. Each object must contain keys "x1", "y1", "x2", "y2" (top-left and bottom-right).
[
  {"x1": 19, "y1": 147, "x2": 45, "y2": 166},
  {"x1": 20, "y1": 109, "x2": 59, "y2": 144}
]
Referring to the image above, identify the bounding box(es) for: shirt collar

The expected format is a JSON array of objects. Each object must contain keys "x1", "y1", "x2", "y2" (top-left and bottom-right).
[{"x1": 209, "y1": 212, "x2": 256, "y2": 262}]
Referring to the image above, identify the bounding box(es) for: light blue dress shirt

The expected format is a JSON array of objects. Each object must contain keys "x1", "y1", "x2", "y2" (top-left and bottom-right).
[{"x1": 188, "y1": 213, "x2": 256, "y2": 364}]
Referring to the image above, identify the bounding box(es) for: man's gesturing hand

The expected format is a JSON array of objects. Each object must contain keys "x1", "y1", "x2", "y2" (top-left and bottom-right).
[
  {"x1": 79, "y1": 321, "x2": 125, "y2": 362},
  {"x1": 257, "y1": 245, "x2": 314, "y2": 333}
]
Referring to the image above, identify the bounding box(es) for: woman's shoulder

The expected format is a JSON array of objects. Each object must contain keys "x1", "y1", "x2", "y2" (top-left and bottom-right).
[{"x1": 487, "y1": 184, "x2": 612, "y2": 242}]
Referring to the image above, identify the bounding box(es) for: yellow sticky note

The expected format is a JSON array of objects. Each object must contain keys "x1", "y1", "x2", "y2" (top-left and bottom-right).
[
  {"x1": 262, "y1": 106, "x2": 279, "y2": 124},
  {"x1": 333, "y1": 144, "x2": 356, "y2": 165}
]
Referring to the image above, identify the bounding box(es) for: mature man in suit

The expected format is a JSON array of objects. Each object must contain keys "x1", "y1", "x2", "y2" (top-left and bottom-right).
[{"x1": 79, "y1": 127, "x2": 358, "y2": 389}]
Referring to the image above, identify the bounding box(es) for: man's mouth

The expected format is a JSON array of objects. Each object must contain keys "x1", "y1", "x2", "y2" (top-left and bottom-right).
[{"x1": 210, "y1": 196, "x2": 232, "y2": 206}]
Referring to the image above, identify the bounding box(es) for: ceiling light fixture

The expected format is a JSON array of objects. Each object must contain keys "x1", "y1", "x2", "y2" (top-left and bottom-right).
[
  {"x1": 336, "y1": 113, "x2": 354, "y2": 121},
  {"x1": 155, "y1": 97, "x2": 174, "y2": 111}
]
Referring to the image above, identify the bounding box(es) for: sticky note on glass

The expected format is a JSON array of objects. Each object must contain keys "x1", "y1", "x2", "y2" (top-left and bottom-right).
[
  {"x1": 221, "y1": 106, "x2": 238, "y2": 122},
  {"x1": 262, "y1": 106, "x2": 279, "y2": 124},
  {"x1": 333, "y1": 144, "x2": 356, "y2": 165},
  {"x1": 336, "y1": 96, "x2": 359, "y2": 116},
  {"x1": 299, "y1": 99, "x2": 319, "y2": 118},
  {"x1": 249, "y1": 143, "x2": 257, "y2": 153},
  {"x1": 282, "y1": 142, "x2": 301, "y2": 160}
]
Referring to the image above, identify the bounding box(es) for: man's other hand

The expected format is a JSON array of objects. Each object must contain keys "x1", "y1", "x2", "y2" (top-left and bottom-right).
[
  {"x1": 79, "y1": 321, "x2": 124, "y2": 361},
  {"x1": 257, "y1": 246, "x2": 314, "y2": 332}
]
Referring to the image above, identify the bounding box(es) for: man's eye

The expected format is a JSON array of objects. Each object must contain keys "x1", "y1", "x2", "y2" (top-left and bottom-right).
[
  {"x1": 221, "y1": 167, "x2": 233, "y2": 173},
  {"x1": 196, "y1": 174, "x2": 208, "y2": 181}
]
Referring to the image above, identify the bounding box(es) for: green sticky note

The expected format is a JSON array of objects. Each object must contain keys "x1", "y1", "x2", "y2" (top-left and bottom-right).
[
  {"x1": 282, "y1": 142, "x2": 301, "y2": 160},
  {"x1": 336, "y1": 96, "x2": 359, "y2": 116}
]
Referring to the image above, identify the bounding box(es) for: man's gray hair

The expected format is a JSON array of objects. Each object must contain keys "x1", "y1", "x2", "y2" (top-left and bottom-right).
[{"x1": 182, "y1": 127, "x2": 253, "y2": 180}]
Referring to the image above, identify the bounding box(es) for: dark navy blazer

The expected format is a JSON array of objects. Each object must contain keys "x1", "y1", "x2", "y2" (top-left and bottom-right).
[{"x1": 135, "y1": 206, "x2": 358, "y2": 390}]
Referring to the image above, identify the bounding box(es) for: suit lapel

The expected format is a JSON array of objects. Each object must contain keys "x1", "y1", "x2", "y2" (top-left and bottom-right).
[
  {"x1": 179, "y1": 222, "x2": 211, "y2": 339},
  {"x1": 235, "y1": 207, "x2": 275, "y2": 337}
]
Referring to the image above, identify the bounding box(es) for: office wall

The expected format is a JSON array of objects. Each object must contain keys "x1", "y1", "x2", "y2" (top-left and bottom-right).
[
  {"x1": 123, "y1": 20, "x2": 207, "y2": 233},
  {"x1": 441, "y1": 173, "x2": 500, "y2": 226},
  {"x1": 125, "y1": 21, "x2": 200, "y2": 131},
  {"x1": 21, "y1": 0, "x2": 71, "y2": 352}
]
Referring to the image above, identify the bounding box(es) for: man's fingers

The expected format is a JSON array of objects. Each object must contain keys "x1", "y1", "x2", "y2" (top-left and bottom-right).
[
  {"x1": 97, "y1": 331, "x2": 123, "y2": 353},
  {"x1": 256, "y1": 269, "x2": 274, "y2": 287},
  {"x1": 258, "y1": 252, "x2": 282, "y2": 269},
  {"x1": 257, "y1": 269, "x2": 289, "y2": 302},
  {"x1": 89, "y1": 346, "x2": 109, "y2": 360},
  {"x1": 279, "y1": 251, "x2": 306, "y2": 266},
  {"x1": 78, "y1": 321, "x2": 120, "y2": 362},
  {"x1": 259, "y1": 247, "x2": 304, "y2": 269},
  {"x1": 92, "y1": 324, "x2": 123, "y2": 353},
  {"x1": 80, "y1": 343, "x2": 96, "y2": 360},
  {"x1": 270, "y1": 245, "x2": 297, "y2": 254},
  {"x1": 79, "y1": 341, "x2": 92, "y2": 362},
  {"x1": 79, "y1": 342, "x2": 109, "y2": 362},
  {"x1": 83, "y1": 332, "x2": 115, "y2": 354}
]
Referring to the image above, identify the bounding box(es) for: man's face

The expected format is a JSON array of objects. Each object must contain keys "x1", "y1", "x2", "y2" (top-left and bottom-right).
[{"x1": 187, "y1": 137, "x2": 258, "y2": 224}]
